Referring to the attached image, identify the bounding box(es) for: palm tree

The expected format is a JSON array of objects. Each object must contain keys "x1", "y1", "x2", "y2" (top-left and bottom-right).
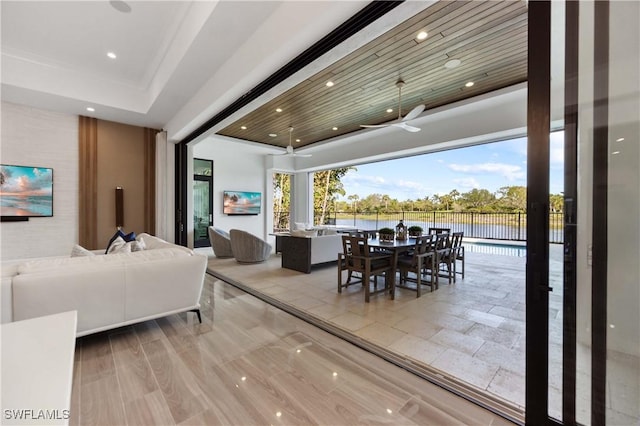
[
  {"x1": 381, "y1": 194, "x2": 390, "y2": 212},
  {"x1": 347, "y1": 194, "x2": 359, "y2": 213}
]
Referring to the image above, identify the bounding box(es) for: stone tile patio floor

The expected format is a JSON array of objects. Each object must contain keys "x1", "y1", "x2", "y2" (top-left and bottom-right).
[{"x1": 202, "y1": 244, "x2": 638, "y2": 425}]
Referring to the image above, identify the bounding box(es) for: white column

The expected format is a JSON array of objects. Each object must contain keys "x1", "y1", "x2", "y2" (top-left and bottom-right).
[{"x1": 291, "y1": 171, "x2": 313, "y2": 227}]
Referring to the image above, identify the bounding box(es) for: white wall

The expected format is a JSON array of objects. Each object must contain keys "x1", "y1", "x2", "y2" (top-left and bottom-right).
[
  {"x1": 192, "y1": 137, "x2": 270, "y2": 243},
  {"x1": 0, "y1": 102, "x2": 79, "y2": 260}
]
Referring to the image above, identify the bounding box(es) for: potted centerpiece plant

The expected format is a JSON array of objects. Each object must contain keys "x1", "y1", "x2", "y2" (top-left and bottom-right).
[
  {"x1": 408, "y1": 225, "x2": 423, "y2": 237},
  {"x1": 378, "y1": 227, "x2": 395, "y2": 242}
]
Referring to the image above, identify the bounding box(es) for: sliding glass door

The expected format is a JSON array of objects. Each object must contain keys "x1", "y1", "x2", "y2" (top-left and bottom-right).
[{"x1": 527, "y1": 1, "x2": 639, "y2": 424}]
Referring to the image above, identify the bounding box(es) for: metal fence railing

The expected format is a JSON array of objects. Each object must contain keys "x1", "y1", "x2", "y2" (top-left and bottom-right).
[{"x1": 274, "y1": 211, "x2": 564, "y2": 244}]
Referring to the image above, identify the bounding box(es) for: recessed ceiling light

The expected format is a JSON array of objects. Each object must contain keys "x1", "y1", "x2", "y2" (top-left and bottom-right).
[
  {"x1": 86, "y1": 107, "x2": 95, "y2": 112},
  {"x1": 386, "y1": 108, "x2": 393, "y2": 113},
  {"x1": 465, "y1": 81, "x2": 474, "y2": 87},
  {"x1": 616, "y1": 137, "x2": 625, "y2": 142},
  {"x1": 275, "y1": 108, "x2": 282, "y2": 113},
  {"x1": 240, "y1": 125, "x2": 247, "y2": 130},
  {"x1": 332, "y1": 127, "x2": 338, "y2": 131},
  {"x1": 295, "y1": 139, "x2": 301, "y2": 143},
  {"x1": 107, "y1": 52, "x2": 117, "y2": 59},
  {"x1": 269, "y1": 133, "x2": 277, "y2": 137},
  {"x1": 444, "y1": 59, "x2": 462, "y2": 69},
  {"x1": 416, "y1": 31, "x2": 428, "y2": 41},
  {"x1": 326, "y1": 81, "x2": 334, "y2": 87}
]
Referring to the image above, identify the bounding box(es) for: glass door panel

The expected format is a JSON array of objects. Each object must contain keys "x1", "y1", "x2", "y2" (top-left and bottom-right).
[
  {"x1": 605, "y1": 2, "x2": 639, "y2": 424},
  {"x1": 545, "y1": 2, "x2": 640, "y2": 424},
  {"x1": 193, "y1": 176, "x2": 212, "y2": 248},
  {"x1": 193, "y1": 158, "x2": 213, "y2": 248},
  {"x1": 548, "y1": 1, "x2": 567, "y2": 421}
]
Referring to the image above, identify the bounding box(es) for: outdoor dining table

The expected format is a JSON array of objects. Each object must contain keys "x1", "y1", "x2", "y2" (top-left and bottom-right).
[
  {"x1": 365, "y1": 237, "x2": 418, "y2": 289},
  {"x1": 366, "y1": 237, "x2": 417, "y2": 252}
]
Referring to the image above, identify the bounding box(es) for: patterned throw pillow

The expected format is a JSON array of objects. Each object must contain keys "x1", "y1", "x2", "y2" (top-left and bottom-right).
[
  {"x1": 107, "y1": 236, "x2": 131, "y2": 254},
  {"x1": 105, "y1": 230, "x2": 136, "y2": 254},
  {"x1": 71, "y1": 244, "x2": 96, "y2": 257}
]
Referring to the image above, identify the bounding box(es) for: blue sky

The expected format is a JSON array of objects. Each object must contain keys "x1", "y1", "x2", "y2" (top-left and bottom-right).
[{"x1": 338, "y1": 132, "x2": 565, "y2": 201}]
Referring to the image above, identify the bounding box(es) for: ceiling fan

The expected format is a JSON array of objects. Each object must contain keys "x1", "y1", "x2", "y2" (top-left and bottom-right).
[
  {"x1": 271, "y1": 127, "x2": 312, "y2": 157},
  {"x1": 360, "y1": 79, "x2": 425, "y2": 133}
]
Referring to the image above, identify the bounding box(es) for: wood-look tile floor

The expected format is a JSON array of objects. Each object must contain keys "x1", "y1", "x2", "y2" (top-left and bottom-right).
[
  {"x1": 204, "y1": 246, "x2": 640, "y2": 426},
  {"x1": 71, "y1": 276, "x2": 516, "y2": 425}
]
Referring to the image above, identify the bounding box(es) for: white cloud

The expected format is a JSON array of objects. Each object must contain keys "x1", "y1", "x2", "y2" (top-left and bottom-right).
[
  {"x1": 342, "y1": 174, "x2": 386, "y2": 186},
  {"x1": 396, "y1": 179, "x2": 426, "y2": 191},
  {"x1": 448, "y1": 162, "x2": 525, "y2": 181},
  {"x1": 341, "y1": 174, "x2": 429, "y2": 199},
  {"x1": 453, "y1": 177, "x2": 481, "y2": 189}
]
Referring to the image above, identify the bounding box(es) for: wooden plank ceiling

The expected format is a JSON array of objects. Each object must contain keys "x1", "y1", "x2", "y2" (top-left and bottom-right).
[{"x1": 218, "y1": 0, "x2": 528, "y2": 149}]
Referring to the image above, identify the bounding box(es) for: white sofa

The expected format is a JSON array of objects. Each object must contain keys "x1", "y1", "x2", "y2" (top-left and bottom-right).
[
  {"x1": 5, "y1": 233, "x2": 207, "y2": 337},
  {"x1": 278, "y1": 233, "x2": 343, "y2": 273}
]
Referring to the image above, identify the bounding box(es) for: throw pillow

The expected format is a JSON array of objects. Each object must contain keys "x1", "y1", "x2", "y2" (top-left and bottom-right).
[
  {"x1": 71, "y1": 244, "x2": 95, "y2": 257},
  {"x1": 107, "y1": 236, "x2": 131, "y2": 254},
  {"x1": 105, "y1": 229, "x2": 136, "y2": 254},
  {"x1": 131, "y1": 237, "x2": 146, "y2": 252}
]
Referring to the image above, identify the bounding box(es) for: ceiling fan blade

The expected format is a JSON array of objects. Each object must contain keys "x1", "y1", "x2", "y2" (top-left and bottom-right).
[
  {"x1": 360, "y1": 124, "x2": 391, "y2": 128},
  {"x1": 391, "y1": 122, "x2": 421, "y2": 132},
  {"x1": 402, "y1": 104, "x2": 425, "y2": 122},
  {"x1": 292, "y1": 153, "x2": 312, "y2": 157}
]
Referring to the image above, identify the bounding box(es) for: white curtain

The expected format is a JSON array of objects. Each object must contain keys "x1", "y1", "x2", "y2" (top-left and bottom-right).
[{"x1": 155, "y1": 131, "x2": 174, "y2": 242}]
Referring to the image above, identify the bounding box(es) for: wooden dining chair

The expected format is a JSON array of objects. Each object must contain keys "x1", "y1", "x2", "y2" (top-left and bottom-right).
[
  {"x1": 396, "y1": 234, "x2": 436, "y2": 297},
  {"x1": 428, "y1": 227, "x2": 451, "y2": 235},
  {"x1": 432, "y1": 232, "x2": 454, "y2": 285},
  {"x1": 449, "y1": 231, "x2": 464, "y2": 281},
  {"x1": 356, "y1": 229, "x2": 378, "y2": 239},
  {"x1": 338, "y1": 235, "x2": 395, "y2": 302}
]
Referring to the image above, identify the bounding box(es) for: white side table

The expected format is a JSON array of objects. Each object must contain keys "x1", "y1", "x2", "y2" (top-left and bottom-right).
[{"x1": 1, "y1": 311, "x2": 77, "y2": 425}]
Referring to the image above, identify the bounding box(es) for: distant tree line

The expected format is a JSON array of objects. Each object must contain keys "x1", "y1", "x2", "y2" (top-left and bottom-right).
[
  {"x1": 338, "y1": 186, "x2": 564, "y2": 214},
  {"x1": 273, "y1": 170, "x2": 564, "y2": 226}
]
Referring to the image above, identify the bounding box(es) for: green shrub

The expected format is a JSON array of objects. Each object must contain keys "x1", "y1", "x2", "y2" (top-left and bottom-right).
[{"x1": 408, "y1": 225, "x2": 423, "y2": 235}]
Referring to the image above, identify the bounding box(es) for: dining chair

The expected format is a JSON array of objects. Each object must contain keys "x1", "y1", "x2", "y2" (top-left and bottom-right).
[
  {"x1": 338, "y1": 235, "x2": 395, "y2": 302},
  {"x1": 428, "y1": 227, "x2": 451, "y2": 235},
  {"x1": 343, "y1": 230, "x2": 374, "y2": 281},
  {"x1": 449, "y1": 231, "x2": 465, "y2": 281},
  {"x1": 396, "y1": 234, "x2": 436, "y2": 297},
  {"x1": 348, "y1": 230, "x2": 377, "y2": 240},
  {"x1": 432, "y1": 232, "x2": 454, "y2": 285}
]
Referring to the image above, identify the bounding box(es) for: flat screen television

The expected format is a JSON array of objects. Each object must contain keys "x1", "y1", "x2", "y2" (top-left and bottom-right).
[
  {"x1": 0, "y1": 164, "x2": 53, "y2": 217},
  {"x1": 223, "y1": 190, "x2": 261, "y2": 215}
]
